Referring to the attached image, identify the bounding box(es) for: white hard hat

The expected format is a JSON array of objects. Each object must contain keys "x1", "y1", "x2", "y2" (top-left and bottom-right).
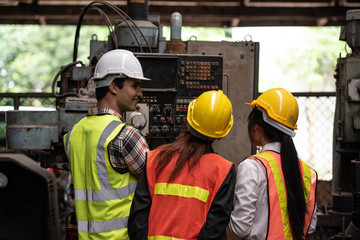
[{"x1": 93, "y1": 49, "x2": 150, "y2": 88}]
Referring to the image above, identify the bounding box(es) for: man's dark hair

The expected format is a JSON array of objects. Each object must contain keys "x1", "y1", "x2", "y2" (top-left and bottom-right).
[{"x1": 95, "y1": 77, "x2": 126, "y2": 101}]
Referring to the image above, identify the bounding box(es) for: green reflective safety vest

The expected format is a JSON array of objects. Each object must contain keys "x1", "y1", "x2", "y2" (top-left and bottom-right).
[{"x1": 64, "y1": 114, "x2": 137, "y2": 240}]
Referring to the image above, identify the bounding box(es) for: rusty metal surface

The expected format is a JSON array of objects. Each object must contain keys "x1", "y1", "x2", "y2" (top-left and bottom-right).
[
  {"x1": 165, "y1": 39, "x2": 186, "y2": 54},
  {"x1": 6, "y1": 111, "x2": 59, "y2": 149}
]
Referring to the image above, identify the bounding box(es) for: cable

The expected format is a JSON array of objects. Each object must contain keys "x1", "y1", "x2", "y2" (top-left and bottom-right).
[
  {"x1": 92, "y1": 1, "x2": 150, "y2": 52},
  {"x1": 103, "y1": 1, "x2": 152, "y2": 52},
  {"x1": 223, "y1": 73, "x2": 230, "y2": 96},
  {"x1": 100, "y1": 1, "x2": 143, "y2": 52},
  {"x1": 88, "y1": 6, "x2": 118, "y2": 49},
  {"x1": 73, "y1": 3, "x2": 91, "y2": 62},
  {"x1": 51, "y1": 61, "x2": 83, "y2": 98},
  {"x1": 72, "y1": 0, "x2": 153, "y2": 62}
]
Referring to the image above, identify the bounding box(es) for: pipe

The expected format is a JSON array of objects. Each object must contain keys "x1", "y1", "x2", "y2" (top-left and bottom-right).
[{"x1": 170, "y1": 12, "x2": 182, "y2": 40}]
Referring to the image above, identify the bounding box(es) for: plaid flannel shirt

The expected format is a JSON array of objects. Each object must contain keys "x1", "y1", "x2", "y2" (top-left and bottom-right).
[{"x1": 88, "y1": 108, "x2": 149, "y2": 175}]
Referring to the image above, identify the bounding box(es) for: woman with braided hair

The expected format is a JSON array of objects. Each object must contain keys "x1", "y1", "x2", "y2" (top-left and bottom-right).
[{"x1": 229, "y1": 88, "x2": 318, "y2": 240}]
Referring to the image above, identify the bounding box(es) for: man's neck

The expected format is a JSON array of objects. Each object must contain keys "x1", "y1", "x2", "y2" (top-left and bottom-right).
[{"x1": 97, "y1": 98, "x2": 122, "y2": 115}]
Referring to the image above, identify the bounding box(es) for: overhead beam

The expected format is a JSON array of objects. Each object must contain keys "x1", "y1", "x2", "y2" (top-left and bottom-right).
[{"x1": 0, "y1": 2, "x2": 354, "y2": 27}]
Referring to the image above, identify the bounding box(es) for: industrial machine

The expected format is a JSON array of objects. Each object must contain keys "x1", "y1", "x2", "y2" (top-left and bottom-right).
[
  {"x1": 5, "y1": 0, "x2": 258, "y2": 168},
  {"x1": 2, "y1": 1, "x2": 259, "y2": 238},
  {"x1": 4, "y1": 1, "x2": 360, "y2": 239},
  {"x1": 331, "y1": 9, "x2": 360, "y2": 240}
]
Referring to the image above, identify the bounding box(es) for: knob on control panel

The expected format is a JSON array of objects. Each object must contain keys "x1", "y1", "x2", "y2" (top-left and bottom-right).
[
  {"x1": 129, "y1": 111, "x2": 147, "y2": 130},
  {"x1": 125, "y1": 103, "x2": 149, "y2": 136}
]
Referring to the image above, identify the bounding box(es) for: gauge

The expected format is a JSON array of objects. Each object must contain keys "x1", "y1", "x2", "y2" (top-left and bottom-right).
[
  {"x1": 0, "y1": 172, "x2": 8, "y2": 188},
  {"x1": 130, "y1": 111, "x2": 147, "y2": 130}
]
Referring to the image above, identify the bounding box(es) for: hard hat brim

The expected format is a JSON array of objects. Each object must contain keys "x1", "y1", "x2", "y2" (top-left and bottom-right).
[
  {"x1": 245, "y1": 101, "x2": 257, "y2": 107},
  {"x1": 93, "y1": 73, "x2": 151, "y2": 81},
  {"x1": 132, "y1": 76, "x2": 151, "y2": 81}
]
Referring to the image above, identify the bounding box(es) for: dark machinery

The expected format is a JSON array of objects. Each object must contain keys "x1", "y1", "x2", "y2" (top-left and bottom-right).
[
  {"x1": 331, "y1": 9, "x2": 360, "y2": 240},
  {"x1": 4, "y1": 2, "x2": 360, "y2": 239},
  {"x1": 5, "y1": 0, "x2": 258, "y2": 170},
  {"x1": 5, "y1": 1, "x2": 223, "y2": 167},
  {"x1": 0, "y1": 154, "x2": 61, "y2": 240},
  {"x1": 2, "y1": 1, "x2": 259, "y2": 238}
]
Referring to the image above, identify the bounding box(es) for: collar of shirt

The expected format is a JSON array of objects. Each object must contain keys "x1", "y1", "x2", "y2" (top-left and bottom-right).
[
  {"x1": 261, "y1": 142, "x2": 281, "y2": 153},
  {"x1": 88, "y1": 108, "x2": 125, "y2": 121}
]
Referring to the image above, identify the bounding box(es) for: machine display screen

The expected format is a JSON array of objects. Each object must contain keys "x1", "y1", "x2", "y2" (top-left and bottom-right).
[{"x1": 138, "y1": 56, "x2": 178, "y2": 90}]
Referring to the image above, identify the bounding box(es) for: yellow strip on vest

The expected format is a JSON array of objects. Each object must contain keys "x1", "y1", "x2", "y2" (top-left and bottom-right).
[
  {"x1": 258, "y1": 152, "x2": 293, "y2": 240},
  {"x1": 154, "y1": 183, "x2": 209, "y2": 203},
  {"x1": 301, "y1": 161, "x2": 311, "y2": 204},
  {"x1": 148, "y1": 236, "x2": 187, "y2": 240}
]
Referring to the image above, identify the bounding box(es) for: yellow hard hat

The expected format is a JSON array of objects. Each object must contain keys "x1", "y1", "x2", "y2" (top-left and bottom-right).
[
  {"x1": 246, "y1": 88, "x2": 298, "y2": 130},
  {"x1": 187, "y1": 90, "x2": 233, "y2": 139}
]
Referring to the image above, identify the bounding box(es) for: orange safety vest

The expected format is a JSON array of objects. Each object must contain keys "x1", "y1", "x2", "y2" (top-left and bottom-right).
[
  {"x1": 146, "y1": 149, "x2": 233, "y2": 240},
  {"x1": 250, "y1": 151, "x2": 317, "y2": 240}
]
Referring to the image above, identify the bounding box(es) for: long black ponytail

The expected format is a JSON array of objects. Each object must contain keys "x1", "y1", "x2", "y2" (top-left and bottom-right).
[{"x1": 248, "y1": 108, "x2": 306, "y2": 240}]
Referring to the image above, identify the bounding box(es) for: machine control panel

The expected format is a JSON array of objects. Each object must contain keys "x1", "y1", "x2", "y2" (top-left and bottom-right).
[
  {"x1": 179, "y1": 60, "x2": 221, "y2": 93},
  {"x1": 132, "y1": 54, "x2": 223, "y2": 147}
]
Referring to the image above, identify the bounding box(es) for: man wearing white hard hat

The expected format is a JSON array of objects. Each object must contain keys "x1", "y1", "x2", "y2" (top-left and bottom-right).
[{"x1": 64, "y1": 49, "x2": 150, "y2": 239}]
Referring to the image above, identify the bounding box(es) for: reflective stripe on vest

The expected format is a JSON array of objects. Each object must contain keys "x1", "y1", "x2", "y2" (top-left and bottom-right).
[
  {"x1": 253, "y1": 151, "x2": 317, "y2": 240},
  {"x1": 154, "y1": 183, "x2": 209, "y2": 203},
  {"x1": 148, "y1": 236, "x2": 187, "y2": 240},
  {"x1": 64, "y1": 115, "x2": 137, "y2": 238},
  {"x1": 302, "y1": 162, "x2": 317, "y2": 236},
  {"x1": 146, "y1": 150, "x2": 233, "y2": 239}
]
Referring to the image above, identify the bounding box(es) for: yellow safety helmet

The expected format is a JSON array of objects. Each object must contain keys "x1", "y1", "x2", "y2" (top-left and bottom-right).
[
  {"x1": 187, "y1": 90, "x2": 233, "y2": 139},
  {"x1": 246, "y1": 88, "x2": 298, "y2": 136}
]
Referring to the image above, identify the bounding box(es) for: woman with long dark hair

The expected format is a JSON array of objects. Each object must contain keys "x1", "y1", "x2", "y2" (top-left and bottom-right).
[
  {"x1": 229, "y1": 88, "x2": 317, "y2": 240},
  {"x1": 128, "y1": 90, "x2": 236, "y2": 239}
]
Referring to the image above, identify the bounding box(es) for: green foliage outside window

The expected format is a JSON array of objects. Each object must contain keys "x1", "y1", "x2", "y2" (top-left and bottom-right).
[
  {"x1": 0, "y1": 25, "x2": 346, "y2": 93},
  {"x1": 0, "y1": 25, "x2": 108, "y2": 93}
]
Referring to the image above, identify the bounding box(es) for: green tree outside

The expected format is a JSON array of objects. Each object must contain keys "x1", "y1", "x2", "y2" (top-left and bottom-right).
[
  {"x1": 274, "y1": 27, "x2": 346, "y2": 92},
  {"x1": 0, "y1": 25, "x2": 109, "y2": 93},
  {"x1": 0, "y1": 24, "x2": 348, "y2": 178},
  {"x1": 0, "y1": 25, "x2": 346, "y2": 93}
]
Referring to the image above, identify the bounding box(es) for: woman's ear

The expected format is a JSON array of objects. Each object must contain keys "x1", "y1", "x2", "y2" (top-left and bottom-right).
[
  {"x1": 250, "y1": 123, "x2": 265, "y2": 146},
  {"x1": 252, "y1": 123, "x2": 261, "y2": 133}
]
